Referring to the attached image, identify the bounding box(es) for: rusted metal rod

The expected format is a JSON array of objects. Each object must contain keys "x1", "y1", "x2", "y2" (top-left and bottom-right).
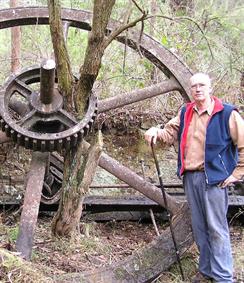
[
  {"x1": 16, "y1": 152, "x2": 49, "y2": 260},
  {"x1": 40, "y1": 59, "x2": 56, "y2": 104},
  {"x1": 90, "y1": 183, "x2": 183, "y2": 189}
]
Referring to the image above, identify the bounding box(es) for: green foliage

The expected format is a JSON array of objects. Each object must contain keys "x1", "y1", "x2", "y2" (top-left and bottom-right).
[
  {"x1": 140, "y1": 0, "x2": 243, "y2": 104},
  {"x1": 7, "y1": 226, "x2": 19, "y2": 243},
  {"x1": 1, "y1": 250, "x2": 22, "y2": 269},
  {"x1": 66, "y1": 28, "x2": 88, "y2": 74},
  {"x1": 21, "y1": 25, "x2": 53, "y2": 66},
  {"x1": 161, "y1": 35, "x2": 169, "y2": 47}
]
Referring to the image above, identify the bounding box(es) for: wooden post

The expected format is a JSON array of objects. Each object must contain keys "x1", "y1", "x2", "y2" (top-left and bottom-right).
[{"x1": 10, "y1": 0, "x2": 21, "y2": 74}]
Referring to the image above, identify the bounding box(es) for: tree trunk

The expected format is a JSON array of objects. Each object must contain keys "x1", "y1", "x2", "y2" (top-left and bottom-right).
[
  {"x1": 48, "y1": 0, "x2": 73, "y2": 111},
  {"x1": 10, "y1": 0, "x2": 21, "y2": 74},
  {"x1": 47, "y1": 0, "x2": 167, "y2": 238},
  {"x1": 52, "y1": 133, "x2": 103, "y2": 236},
  {"x1": 48, "y1": 0, "x2": 115, "y2": 237}
]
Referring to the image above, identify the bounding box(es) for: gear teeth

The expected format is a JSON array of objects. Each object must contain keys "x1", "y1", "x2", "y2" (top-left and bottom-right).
[
  {"x1": 10, "y1": 129, "x2": 17, "y2": 142},
  {"x1": 84, "y1": 124, "x2": 90, "y2": 135},
  {"x1": 4, "y1": 124, "x2": 11, "y2": 137},
  {"x1": 17, "y1": 133, "x2": 23, "y2": 145},
  {"x1": 41, "y1": 141, "x2": 46, "y2": 152},
  {"x1": 65, "y1": 137, "x2": 71, "y2": 150},
  {"x1": 33, "y1": 139, "x2": 38, "y2": 151},
  {"x1": 88, "y1": 120, "x2": 94, "y2": 133},
  {"x1": 49, "y1": 140, "x2": 55, "y2": 152},
  {"x1": 57, "y1": 139, "x2": 63, "y2": 152},
  {"x1": 89, "y1": 118, "x2": 94, "y2": 127},
  {"x1": 24, "y1": 137, "x2": 31, "y2": 149},
  {"x1": 0, "y1": 119, "x2": 6, "y2": 131},
  {"x1": 79, "y1": 129, "x2": 84, "y2": 141},
  {"x1": 71, "y1": 133, "x2": 78, "y2": 147},
  {"x1": 0, "y1": 70, "x2": 98, "y2": 152}
]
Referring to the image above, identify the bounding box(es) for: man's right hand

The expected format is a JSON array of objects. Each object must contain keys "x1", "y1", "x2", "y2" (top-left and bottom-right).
[{"x1": 144, "y1": 127, "x2": 160, "y2": 145}]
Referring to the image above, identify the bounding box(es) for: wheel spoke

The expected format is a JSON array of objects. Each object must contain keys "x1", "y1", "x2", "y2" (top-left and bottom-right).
[
  {"x1": 17, "y1": 109, "x2": 37, "y2": 129},
  {"x1": 57, "y1": 108, "x2": 77, "y2": 128},
  {"x1": 98, "y1": 78, "x2": 181, "y2": 113},
  {"x1": 11, "y1": 78, "x2": 33, "y2": 99}
]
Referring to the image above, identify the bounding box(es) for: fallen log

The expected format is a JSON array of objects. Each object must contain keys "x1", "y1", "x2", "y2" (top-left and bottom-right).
[{"x1": 0, "y1": 248, "x2": 52, "y2": 282}]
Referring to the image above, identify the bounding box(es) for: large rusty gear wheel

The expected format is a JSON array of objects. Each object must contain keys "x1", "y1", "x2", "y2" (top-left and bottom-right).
[
  {"x1": 0, "y1": 64, "x2": 97, "y2": 152},
  {"x1": 0, "y1": 6, "x2": 193, "y2": 202}
]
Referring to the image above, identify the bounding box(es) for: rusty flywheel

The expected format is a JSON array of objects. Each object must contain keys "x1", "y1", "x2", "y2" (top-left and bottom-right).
[{"x1": 0, "y1": 9, "x2": 193, "y2": 212}]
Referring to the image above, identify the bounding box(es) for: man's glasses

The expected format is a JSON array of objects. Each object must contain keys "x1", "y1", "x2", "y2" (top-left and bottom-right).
[{"x1": 191, "y1": 83, "x2": 206, "y2": 90}]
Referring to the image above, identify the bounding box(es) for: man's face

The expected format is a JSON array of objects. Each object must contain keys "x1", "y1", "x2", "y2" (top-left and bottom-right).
[{"x1": 190, "y1": 74, "x2": 212, "y2": 103}]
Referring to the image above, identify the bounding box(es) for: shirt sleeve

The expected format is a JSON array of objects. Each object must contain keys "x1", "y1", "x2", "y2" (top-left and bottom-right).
[
  {"x1": 157, "y1": 111, "x2": 181, "y2": 145},
  {"x1": 229, "y1": 110, "x2": 244, "y2": 180}
]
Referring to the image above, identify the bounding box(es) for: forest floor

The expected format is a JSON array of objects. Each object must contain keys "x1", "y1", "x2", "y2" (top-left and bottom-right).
[{"x1": 0, "y1": 210, "x2": 243, "y2": 283}]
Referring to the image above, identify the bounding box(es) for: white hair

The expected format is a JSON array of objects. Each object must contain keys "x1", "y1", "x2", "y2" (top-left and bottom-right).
[{"x1": 190, "y1": 73, "x2": 211, "y2": 86}]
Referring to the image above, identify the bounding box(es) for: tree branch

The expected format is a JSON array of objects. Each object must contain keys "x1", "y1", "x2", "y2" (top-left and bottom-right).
[
  {"x1": 151, "y1": 14, "x2": 214, "y2": 60},
  {"x1": 76, "y1": 0, "x2": 116, "y2": 117},
  {"x1": 104, "y1": 0, "x2": 148, "y2": 56},
  {"x1": 104, "y1": 11, "x2": 148, "y2": 49},
  {"x1": 131, "y1": 0, "x2": 145, "y2": 13}
]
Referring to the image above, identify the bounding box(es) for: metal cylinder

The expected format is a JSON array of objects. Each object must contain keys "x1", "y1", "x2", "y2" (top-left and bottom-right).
[{"x1": 40, "y1": 59, "x2": 56, "y2": 104}]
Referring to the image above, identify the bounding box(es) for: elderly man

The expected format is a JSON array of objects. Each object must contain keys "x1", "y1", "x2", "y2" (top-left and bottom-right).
[{"x1": 145, "y1": 73, "x2": 244, "y2": 283}]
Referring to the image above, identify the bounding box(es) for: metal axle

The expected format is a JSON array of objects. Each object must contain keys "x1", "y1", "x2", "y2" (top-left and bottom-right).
[{"x1": 40, "y1": 59, "x2": 56, "y2": 105}]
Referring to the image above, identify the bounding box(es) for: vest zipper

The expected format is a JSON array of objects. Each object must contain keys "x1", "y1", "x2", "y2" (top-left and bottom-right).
[
  {"x1": 218, "y1": 154, "x2": 229, "y2": 175},
  {"x1": 204, "y1": 158, "x2": 209, "y2": 184}
]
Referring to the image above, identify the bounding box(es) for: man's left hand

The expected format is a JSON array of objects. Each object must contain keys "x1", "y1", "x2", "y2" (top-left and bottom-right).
[{"x1": 219, "y1": 175, "x2": 238, "y2": 188}]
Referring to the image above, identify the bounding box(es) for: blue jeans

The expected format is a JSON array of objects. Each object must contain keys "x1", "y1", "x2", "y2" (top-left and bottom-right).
[{"x1": 183, "y1": 171, "x2": 233, "y2": 283}]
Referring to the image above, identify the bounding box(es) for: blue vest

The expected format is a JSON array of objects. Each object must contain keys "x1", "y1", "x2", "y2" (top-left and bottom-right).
[{"x1": 177, "y1": 102, "x2": 238, "y2": 185}]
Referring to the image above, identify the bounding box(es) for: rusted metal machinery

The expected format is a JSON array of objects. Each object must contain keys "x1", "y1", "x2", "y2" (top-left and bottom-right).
[
  {"x1": 0, "y1": 61, "x2": 97, "y2": 151},
  {"x1": 0, "y1": 6, "x2": 243, "y2": 282}
]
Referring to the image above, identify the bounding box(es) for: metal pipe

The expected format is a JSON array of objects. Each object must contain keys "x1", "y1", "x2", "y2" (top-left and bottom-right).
[
  {"x1": 90, "y1": 184, "x2": 183, "y2": 189},
  {"x1": 40, "y1": 59, "x2": 56, "y2": 104},
  {"x1": 151, "y1": 141, "x2": 185, "y2": 281}
]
